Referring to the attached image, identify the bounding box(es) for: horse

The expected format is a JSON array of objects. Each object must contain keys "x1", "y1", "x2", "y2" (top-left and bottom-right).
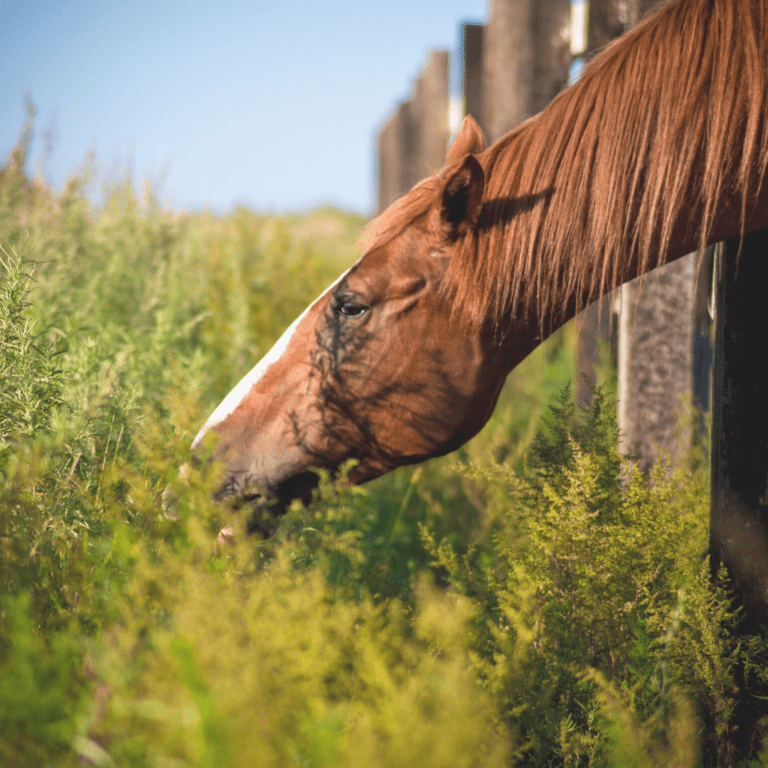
[{"x1": 192, "y1": 0, "x2": 768, "y2": 534}]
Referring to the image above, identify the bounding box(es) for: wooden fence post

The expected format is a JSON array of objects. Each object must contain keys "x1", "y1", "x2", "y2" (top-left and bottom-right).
[
  {"x1": 412, "y1": 51, "x2": 450, "y2": 180},
  {"x1": 377, "y1": 102, "x2": 416, "y2": 214},
  {"x1": 375, "y1": 51, "x2": 449, "y2": 214},
  {"x1": 483, "y1": 0, "x2": 569, "y2": 143},
  {"x1": 710, "y1": 227, "x2": 768, "y2": 626},
  {"x1": 575, "y1": 297, "x2": 614, "y2": 410},
  {"x1": 617, "y1": 252, "x2": 711, "y2": 473},
  {"x1": 483, "y1": 0, "x2": 532, "y2": 142},
  {"x1": 460, "y1": 23, "x2": 487, "y2": 138}
]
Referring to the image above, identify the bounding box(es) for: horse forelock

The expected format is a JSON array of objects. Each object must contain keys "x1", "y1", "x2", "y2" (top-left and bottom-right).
[{"x1": 440, "y1": 0, "x2": 768, "y2": 337}]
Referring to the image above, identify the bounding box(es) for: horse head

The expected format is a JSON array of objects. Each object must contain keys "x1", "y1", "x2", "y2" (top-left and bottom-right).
[{"x1": 192, "y1": 118, "x2": 528, "y2": 532}]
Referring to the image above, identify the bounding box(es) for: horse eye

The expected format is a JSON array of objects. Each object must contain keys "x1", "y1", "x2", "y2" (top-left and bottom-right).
[{"x1": 337, "y1": 301, "x2": 368, "y2": 318}]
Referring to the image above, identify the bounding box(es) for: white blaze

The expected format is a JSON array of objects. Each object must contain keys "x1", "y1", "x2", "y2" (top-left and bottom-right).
[{"x1": 192, "y1": 270, "x2": 351, "y2": 450}]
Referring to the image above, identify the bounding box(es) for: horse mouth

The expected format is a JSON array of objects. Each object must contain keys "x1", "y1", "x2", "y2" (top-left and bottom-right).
[{"x1": 234, "y1": 470, "x2": 321, "y2": 537}]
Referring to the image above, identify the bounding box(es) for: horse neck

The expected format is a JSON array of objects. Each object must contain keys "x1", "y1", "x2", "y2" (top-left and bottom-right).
[{"x1": 453, "y1": 0, "x2": 768, "y2": 344}]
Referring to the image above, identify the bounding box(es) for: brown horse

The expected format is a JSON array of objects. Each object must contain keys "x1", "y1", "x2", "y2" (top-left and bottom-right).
[{"x1": 193, "y1": 0, "x2": 768, "y2": 532}]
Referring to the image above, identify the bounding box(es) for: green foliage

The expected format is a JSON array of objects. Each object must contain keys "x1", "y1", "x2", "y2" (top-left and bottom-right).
[
  {"x1": 425, "y1": 388, "x2": 768, "y2": 766},
  {"x1": 0, "y1": 246, "x2": 64, "y2": 455},
  {"x1": 2, "y1": 115, "x2": 768, "y2": 767},
  {"x1": 0, "y1": 594, "x2": 86, "y2": 767},
  {"x1": 90, "y1": 516, "x2": 508, "y2": 767}
]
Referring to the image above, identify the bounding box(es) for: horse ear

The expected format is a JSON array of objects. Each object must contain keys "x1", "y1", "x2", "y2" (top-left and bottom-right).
[
  {"x1": 444, "y1": 115, "x2": 485, "y2": 166},
  {"x1": 435, "y1": 153, "x2": 485, "y2": 241}
]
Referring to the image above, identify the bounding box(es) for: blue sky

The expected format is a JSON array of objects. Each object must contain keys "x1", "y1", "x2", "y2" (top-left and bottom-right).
[{"x1": 1, "y1": 0, "x2": 487, "y2": 215}]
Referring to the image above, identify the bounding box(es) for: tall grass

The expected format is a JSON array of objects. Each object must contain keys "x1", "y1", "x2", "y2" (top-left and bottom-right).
[{"x1": 2, "y1": 120, "x2": 768, "y2": 767}]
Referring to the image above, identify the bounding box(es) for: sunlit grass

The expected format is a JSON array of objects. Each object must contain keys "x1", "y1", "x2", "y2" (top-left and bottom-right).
[{"x1": 2, "y1": 121, "x2": 767, "y2": 766}]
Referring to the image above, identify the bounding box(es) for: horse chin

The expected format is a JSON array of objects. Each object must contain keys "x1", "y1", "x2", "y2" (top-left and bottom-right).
[
  {"x1": 226, "y1": 469, "x2": 321, "y2": 538},
  {"x1": 229, "y1": 459, "x2": 382, "y2": 538}
]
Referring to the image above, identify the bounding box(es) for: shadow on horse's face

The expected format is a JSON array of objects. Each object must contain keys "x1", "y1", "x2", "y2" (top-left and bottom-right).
[{"x1": 192, "y1": 119, "x2": 520, "y2": 531}]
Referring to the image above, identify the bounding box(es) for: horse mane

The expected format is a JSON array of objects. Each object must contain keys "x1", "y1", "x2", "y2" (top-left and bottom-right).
[
  {"x1": 365, "y1": 0, "x2": 768, "y2": 335},
  {"x1": 363, "y1": 174, "x2": 443, "y2": 251}
]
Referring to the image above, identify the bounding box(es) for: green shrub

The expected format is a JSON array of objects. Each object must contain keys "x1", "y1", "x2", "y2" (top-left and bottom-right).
[
  {"x1": 424, "y1": 387, "x2": 768, "y2": 766},
  {"x1": 0, "y1": 246, "x2": 64, "y2": 447},
  {"x1": 85, "y1": 509, "x2": 510, "y2": 767},
  {"x1": 0, "y1": 593, "x2": 87, "y2": 767}
]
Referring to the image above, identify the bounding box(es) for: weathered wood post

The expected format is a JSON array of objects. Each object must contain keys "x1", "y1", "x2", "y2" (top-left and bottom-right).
[
  {"x1": 483, "y1": 0, "x2": 569, "y2": 143},
  {"x1": 412, "y1": 50, "x2": 450, "y2": 180},
  {"x1": 377, "y1": 102, "x2": 416, "y2": 214},
  {"x1": 575, "y1": 296, "x2": 614, "y2": 409},
  {"x1": 710, "y1": 227, "x2": 768, "y2": 626},
  {"x1": 460, "y1": 23, "x2": 487, "y2": 137},
  {"x1": 483, "y1": 0, "x2": 532, "y2": 142},
  {"x1": 376, "y1": 51, "x2": 449, "y2": 214},
  {"x1": 617, "y1": 253, "x2": 712, "y2": 472}
]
